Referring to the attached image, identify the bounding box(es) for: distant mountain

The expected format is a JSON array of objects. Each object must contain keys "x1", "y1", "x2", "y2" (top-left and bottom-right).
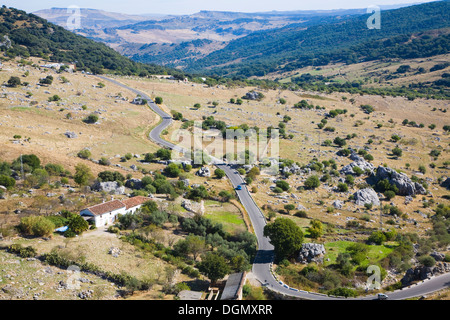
[
  {"x1": 34, "y1": 7, "x2": 368, "y2": 68},
  {"x1": 183, "y1": 1, "x2": 450, "y2": 77},
  {"x1": 33, "y1": 7, "x2": 160, "y2": 29},
  {"x1": 0, "y1": 6, "x2": 185, "y2": 77}
]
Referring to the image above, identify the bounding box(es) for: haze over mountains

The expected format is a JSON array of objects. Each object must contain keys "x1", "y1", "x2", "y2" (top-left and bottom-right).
[{"x1": 33, "y1": 1, "x2": 449, "y2": 77}]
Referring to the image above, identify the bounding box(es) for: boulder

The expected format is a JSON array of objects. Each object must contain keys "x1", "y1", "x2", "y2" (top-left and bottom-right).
[
  {"x1": 340, "y1": 155, "x2": 375, "y2": 175},
  {"x1": 64, "y1": 131, "x2": 77, "y2": 139},
  {"x1": 354, "y1": 188, "x2": 380, "y2": 206},
  {"x1": 181, "y1": 199, "x2": 205, "y2": 215},
  {"x1": 196, "y1": 166, "x2": 211, "y2": 177},
  {"x1": 332, "y1": 200, "x2": 344, "y2": 209},
  {"x1": 125, "y1": 178, "x2": 142, "y2": 190},
  {"x1": 441, "y1": 177, "x2": 450, "y2": 190},
  {"x1": 91, "y1": 181, "x2": 125, "y2": 195},
  {"x1": 375, "y1": 166, "x2": 426, "y2": 196},
  {"x1": 297, "y1": 243, "x2": 326, "y2": 264}
]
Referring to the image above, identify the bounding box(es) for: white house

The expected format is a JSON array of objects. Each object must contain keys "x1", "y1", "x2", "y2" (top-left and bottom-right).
[{"x1": 80, "y1": 196, "x2": 151, "y2": 227}]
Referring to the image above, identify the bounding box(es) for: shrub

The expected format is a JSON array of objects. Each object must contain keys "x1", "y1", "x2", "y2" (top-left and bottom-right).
[
  {"x1": 19, "y1": 216, "x2": 55, "y2": 237},
  {"x1": 337, "y1": 183, "x2": 348, "y2": 192},
  {"x1": 328, "y1": 287, "x2": 358, "y2": 298},
  {"x1": 83, "y1": 114, "x2": 99, "y2": 124},
  {"x1": 367, "y1": 231, "x2": 386, "y2": 245},
  {"x1": 304, "y1": 175, "x2": 320, "y2": 189},
  {"x1": 419, "y1": 255, "x2": 436, "y2": 268},
  {"x1": 155, "y1": 97, "x2": 163, "y2": 104},
  {"x1": 7, "y1": 76, "x2": 21, "y2": 87},
  {"x1": 77, "y1": 149, "x2": 91, "y2": 159},
  {"x1": 276, "y1": 180, "x2": 290, "y2": 191},
  {"x1": 7, "y1": 244, "x2": 37, "y2": 258}
]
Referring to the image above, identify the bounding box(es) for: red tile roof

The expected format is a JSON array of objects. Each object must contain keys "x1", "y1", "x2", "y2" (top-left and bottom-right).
[
  {"x1": 86, "y1": 200, "x2": 125, "y2": 216},
  {"x1": 121, "y1": 196, "x2": 151, "y2": 210}
]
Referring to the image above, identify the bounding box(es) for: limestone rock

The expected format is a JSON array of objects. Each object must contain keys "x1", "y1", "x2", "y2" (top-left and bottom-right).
[
  {"x1": 297, "y1": 243, "x2": 326, "y2": 264},
  {"x1": 354, "y1": 188, "x2": 380, "y2": 206},
  {"x1": 196, "y1": 166, "x2": 211, "y2": 177},
  {"x1": 91, "y1": 181, "x2": 125, "y2": 195},
  {"x1": 375, "y1": 166, "x2": 426, "y2": 196}
]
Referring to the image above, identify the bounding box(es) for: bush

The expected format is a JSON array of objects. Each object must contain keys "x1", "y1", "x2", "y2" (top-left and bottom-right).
[
  {"x1": 84, "y1": 114, "x2": 99, "y2": 124},
  {"x1": 7, "y1": 244, "x2": 37, "y2": 258},
  {"x1": 304, "y1": 175, "x2": 320, "y2": 189},
  {"x1": 7, "y1": 76, "x2": 21, "y2": 87},
  {"x1": 155, "y1": 97, "x2": 163, "y2": 104},
  {"x1": 328, "y1": 287, "x2": 358, "y2": 298},
  {"x1": 367, "y1": 231, "x2": 386, "y2": 245},
  {"x1": 19, "y1": 216, "x2": 55, "y2": 237},
  {"x1": 337, "y1": 183, "x2": 348, "y2": 192},
  {"x1": 275, "y1": 180, "x2": 290, "y2": 191},
  {"x1": 419, "y1": 255, "x2": 436, "y2": 268},
  {"x1": 77, "y1": 149, "x2": 91, "y2": 159},
  {"x1": 294, "y1": 210, "x2": 308, "y2": 218}
]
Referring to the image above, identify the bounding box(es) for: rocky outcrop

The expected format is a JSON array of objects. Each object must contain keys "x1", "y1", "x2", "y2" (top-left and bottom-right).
[
  {"x1": 244, "y1": 91, "x2": 264, "y2": 101},
  {"x1": 297, "y1": 243, "x2": 326, "y2": 264},
  {"x1": 340, "y1": 154, "x2": 375, "y2": 175},
  {"x1": 64, "y1": 131, "x2": 77, "y2": 139},
  {"x1": 332, "y1": 200, "x2": 344, "y2": 209},
  {"x1": 91, "y1": 181, "x2": 125, "y2": 195},
  {"x1": 401, "y1": 262, "x2": 450, "y2": 286},
  {"x1": 196, "y1": 166, "x2": 211, "y2": 177},
  {"x1": 441, "y1": 177, "x2": 450, "y2": 190},
  {"x1": 181, "y1": 199, "x2": 205, "y2": 215},
  {"x1": 375, "y1": 166, "x2": 426, "y2": 196},
  {"x1": 125, "y1": 178, "x2": 142, "y2": 190},
  {"x1": 353, "y1": 188, "x2": 380, "y2": 206}
]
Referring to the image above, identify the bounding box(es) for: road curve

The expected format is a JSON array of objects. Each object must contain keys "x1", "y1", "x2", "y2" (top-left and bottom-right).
[{"x1": 96, "y1": 75, "x2": 450, "y2": 301}]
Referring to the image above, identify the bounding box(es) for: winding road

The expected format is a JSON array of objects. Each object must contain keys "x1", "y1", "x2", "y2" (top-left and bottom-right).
[{"x1": 97, "y1": 75, "x2": 450, "y2": 301}]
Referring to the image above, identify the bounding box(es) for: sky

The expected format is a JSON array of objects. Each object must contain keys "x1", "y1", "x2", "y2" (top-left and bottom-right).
[{"x1": 1, "y1": 0, "x2": 439, "y2": 15}]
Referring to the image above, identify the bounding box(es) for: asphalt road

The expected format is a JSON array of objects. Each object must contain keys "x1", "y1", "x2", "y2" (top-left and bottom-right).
[{"x1": 97, "y1": 75, "x2": 450, "y2": 301}]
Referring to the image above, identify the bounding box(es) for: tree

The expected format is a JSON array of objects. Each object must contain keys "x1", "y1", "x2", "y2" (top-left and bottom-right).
[
  {"x1": 333, "y1": 137, "x2": 347, "y2": 147},
  {"x1": 68, "y1": 214, "x2": 89, "y2": 235},
  {"x1": 84, "y1": 114, "x2": 99, "y2": 124},
  {"x1": 284, "y1": 204, "x2": 295, "y2": 214},
  {"x1": 163, "y1": 163, "x2": 181, "y2": 178},
  {"x1": 304, "y1": 175, "x2": 320, "y2": 189},
  {"x1": 214, "y1": 168, "x2": 226, "y2": 179},
  {"x1": 308, "y1": 219, "x2": 324, "y2": 239},
  {"x1": 368, "y1": 231, "x2": 386, "y2": 245},
  {"x1": 155, "y1": 97, "x2": 163, "y2": 104},
  {"x1": 8, "y1": 76, "x2": 21, "y2": 87},
  {"x1": 156, "y1": 148, "x2": 171, "y2": 160},
  {"x1": 198, "y1": 253, "x2": 231, "y2": 284},
  {"x1": 392, "y1": 147, "x2": 403, "y2": 158},
  {"x1": 263, "y1": 218, "x2": 304, "y2": 260},
  {"x1": 74, "y1": 163, "x2": 93, "y2": 186}
]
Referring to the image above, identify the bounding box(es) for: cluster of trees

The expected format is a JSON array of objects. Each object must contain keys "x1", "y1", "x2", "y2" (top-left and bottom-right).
[{"x1": 18, "y1": 210, "x2": 89, "y2": 238}]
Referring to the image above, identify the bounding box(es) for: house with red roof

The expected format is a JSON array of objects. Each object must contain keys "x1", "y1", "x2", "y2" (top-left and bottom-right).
[{"x1": 80, "y1": 196, "x2": 151, "y2": 227}]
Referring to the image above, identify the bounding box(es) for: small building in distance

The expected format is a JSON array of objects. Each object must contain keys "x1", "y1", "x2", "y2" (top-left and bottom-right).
[{"x1": 80, "y1": 196, "x2": 151, "y2": 227}]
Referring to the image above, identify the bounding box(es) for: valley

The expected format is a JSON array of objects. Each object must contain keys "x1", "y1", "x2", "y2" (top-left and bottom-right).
[{"x1": 0, "y1": 2, "x2": 449, "y2": 303}]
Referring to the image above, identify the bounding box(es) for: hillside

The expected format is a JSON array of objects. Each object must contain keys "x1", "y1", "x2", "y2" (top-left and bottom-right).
[
  {"x1": 183, "y1": 1, "x2": 450, "y2": 77},
  {"x1": 36, "y1": 8, "x2": 368, "y2": 67},
  {"x1": 0, "y1": 6, "x2": 185, "y2": 78}
]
